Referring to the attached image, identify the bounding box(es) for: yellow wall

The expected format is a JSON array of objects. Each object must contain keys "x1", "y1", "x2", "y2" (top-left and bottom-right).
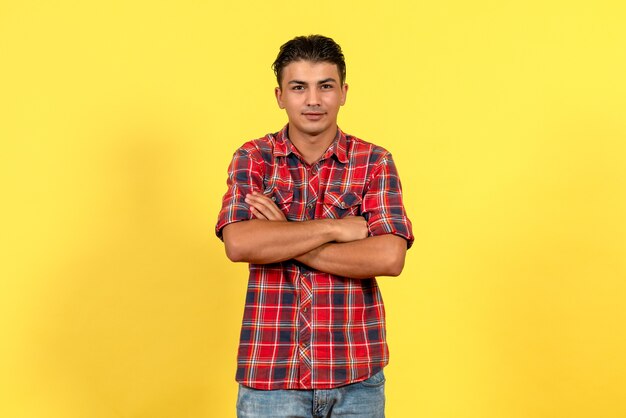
[{"x1": 1, "y1": 1, "x2": 625, "y2": 417}]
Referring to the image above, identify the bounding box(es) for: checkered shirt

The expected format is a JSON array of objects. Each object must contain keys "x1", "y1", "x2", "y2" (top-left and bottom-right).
[{"x1": 216, "y1": 125, "x2": 414, "y2": 389}]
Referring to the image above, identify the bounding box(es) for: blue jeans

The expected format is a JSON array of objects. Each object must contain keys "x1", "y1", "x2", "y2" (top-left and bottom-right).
[{"x1": 236, "y1": 370, "x2": 385, "y2": 418}]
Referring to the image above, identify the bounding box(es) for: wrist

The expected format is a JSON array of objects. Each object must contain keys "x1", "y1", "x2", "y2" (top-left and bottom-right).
[
  {"x1": 295, "y1": 243, "x2": 326, "y2": 265},
  {"x1": 318, "y1": 218, "x2": 338, "y2": 242}
]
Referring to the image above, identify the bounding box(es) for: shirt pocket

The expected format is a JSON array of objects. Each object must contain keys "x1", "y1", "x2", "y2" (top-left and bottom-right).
[
  {"x1": 321, "y1": 191, "x2": 363, "y2": 219},
  {"x1": 263, "y1": 185, "x2": 294, "y2": 218}
]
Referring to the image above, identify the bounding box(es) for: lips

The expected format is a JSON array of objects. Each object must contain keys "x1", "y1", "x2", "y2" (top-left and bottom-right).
[{"x1": 303, "y1": 112, "x2": 325, "y2": 121}]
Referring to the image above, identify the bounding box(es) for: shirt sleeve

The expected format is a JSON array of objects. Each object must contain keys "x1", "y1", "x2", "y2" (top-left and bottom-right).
[
  {"x1": 361, "y1": 154, "x2": 414, "y2": 249},
  {"x1": 215, "y1": 147, "x2": 265, "y2": 240}
]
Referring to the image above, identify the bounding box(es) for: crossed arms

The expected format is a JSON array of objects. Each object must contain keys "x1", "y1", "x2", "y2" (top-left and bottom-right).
[{"x1": 222, "y1": 191, "x2": 407, "y2": 279}]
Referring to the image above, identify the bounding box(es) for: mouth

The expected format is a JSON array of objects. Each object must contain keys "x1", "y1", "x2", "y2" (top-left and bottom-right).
[{"x1": 302, "y1": 112, "x2": 325, "y2": 121}]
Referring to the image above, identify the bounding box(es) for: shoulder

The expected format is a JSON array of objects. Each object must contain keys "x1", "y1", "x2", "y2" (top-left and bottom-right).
[
  {"x1": 232, "y1": 131, "x2": 280, "y2": 165},
  {"x1": 344, "y1": 133, "x2": 392, "y2": 167}
]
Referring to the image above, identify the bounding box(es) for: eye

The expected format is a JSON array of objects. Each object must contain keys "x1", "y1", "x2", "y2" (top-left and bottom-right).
[
  {"x1": 321, "y1": 84, "x2": 334, "y2": 89},
  {"x1": 292, "y1": 85, "x2": 304, "y2": 91}
]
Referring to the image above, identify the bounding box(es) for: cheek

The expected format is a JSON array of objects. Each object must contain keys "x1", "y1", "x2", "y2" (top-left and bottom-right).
[
  {"x1": 286, "y1": 105, "x2": 300, "y2": 117},
  {"x1": 281, "y1": 100, "x2": 294, "y2": 111},
  {"x1": 327, "y1": 102, "x2": 341, "y2": 114},
  {"x1": 325, "y1": 96, "x2": 342, "y2": 110},
  {"x1": 285, "y1": 98, "x2": 301, "y2": 111}
]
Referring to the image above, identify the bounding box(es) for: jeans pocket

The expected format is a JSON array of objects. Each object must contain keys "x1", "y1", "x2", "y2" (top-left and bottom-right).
[{"x1": 360, "y1": 369, "x2": 386, "y2": 387}]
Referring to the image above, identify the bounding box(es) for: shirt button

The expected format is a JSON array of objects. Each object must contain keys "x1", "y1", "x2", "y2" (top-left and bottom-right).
[{"x1": 303, "y1": 307, "x2": 309, "y2": 313}]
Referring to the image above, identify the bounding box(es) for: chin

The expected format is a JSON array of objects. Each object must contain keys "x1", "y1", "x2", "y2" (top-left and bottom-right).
[
  {"x1": 304, "y1": 126, "x2": 330, "y2": 136},
  {"x1": 290, "y1": 122, "x2": 323, "y2": 135}
]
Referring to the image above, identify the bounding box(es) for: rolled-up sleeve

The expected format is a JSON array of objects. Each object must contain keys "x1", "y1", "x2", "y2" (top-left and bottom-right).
[
  {"x1": 215, "y1": 148, "x2": 264, "y2": 240},
  {"x1": 361, "y1": 154, "x2": 414, "y2": 248}
]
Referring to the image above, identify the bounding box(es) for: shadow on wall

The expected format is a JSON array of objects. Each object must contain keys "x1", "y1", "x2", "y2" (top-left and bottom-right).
[{"x1": 30, "y1": 128, "x2": 246, "y2": 417}]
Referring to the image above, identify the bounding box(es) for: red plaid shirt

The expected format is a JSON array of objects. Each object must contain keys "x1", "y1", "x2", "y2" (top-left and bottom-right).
[{"x1": 216, "y1": 125, "x2": 413, "y2": 390}]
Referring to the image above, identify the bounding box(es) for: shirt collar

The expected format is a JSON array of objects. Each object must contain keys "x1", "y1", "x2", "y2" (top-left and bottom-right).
[{"x1": 273, "y1": 124, "x2": 349, "y2": 164}]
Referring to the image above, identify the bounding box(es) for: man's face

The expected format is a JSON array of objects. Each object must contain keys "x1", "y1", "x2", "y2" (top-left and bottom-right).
[{"x1": 275, "y1": 60, "x2": 348, "y2": 140}]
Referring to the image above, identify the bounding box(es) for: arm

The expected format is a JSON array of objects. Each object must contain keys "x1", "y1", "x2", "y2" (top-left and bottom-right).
[
  {"x1": 247, "y1": 193, "x2": 408, "y2": 278},
  {"x1": 223, "y1": 192, "x2": 367, "y2": 264},
  {"x1": 243, "y1": 149, "x2": 414, "y2": 278},
  {"x1": 215, "y1": 147, "x2": 368, "y2": 265},
  {"x1": 295, "y1": 234, "x2": 408, "y2": 279}
]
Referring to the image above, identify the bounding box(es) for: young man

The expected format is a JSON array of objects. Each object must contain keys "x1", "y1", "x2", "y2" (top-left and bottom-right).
[{"x1": 216, "y1": 35, "x2": 414, "y2": 418}]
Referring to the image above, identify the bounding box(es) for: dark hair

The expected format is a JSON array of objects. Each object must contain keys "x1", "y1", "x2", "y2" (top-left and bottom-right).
[{"x1": 272, "y1": 34, "x2": 346, "y2": 87}]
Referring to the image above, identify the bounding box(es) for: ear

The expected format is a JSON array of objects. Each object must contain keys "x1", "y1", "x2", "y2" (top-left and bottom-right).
[
  {"x1": 340, "y1": 83, "x2": 349, "y2": 106},
  {"x1": 275, "y1": 86, "x2": 285, "y2": 109}
]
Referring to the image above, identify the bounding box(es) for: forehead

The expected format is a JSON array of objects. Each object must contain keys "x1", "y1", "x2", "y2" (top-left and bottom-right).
[{"x1": 281, "y1": 60, "x2": 341, "y2": 84}]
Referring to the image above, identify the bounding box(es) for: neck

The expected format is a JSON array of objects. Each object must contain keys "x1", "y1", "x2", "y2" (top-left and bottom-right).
[{"x1": 288, "y1": 124, "x2": 338, "y2": 165}]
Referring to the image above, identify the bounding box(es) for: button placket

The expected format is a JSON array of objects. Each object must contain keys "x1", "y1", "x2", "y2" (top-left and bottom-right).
[
  {"x1": 306, "y1": 201, "x2": 315, "y2": 219},
  {"x1": 297, "y1": 270, "x2": 313, "y2": 387},
  {"x1": 305, "y1": 163, "x2": 320, "y2": 220}
]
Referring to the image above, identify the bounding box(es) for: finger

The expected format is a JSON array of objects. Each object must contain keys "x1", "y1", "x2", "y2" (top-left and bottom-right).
[
  {"x1": 247, "y1": 194, "x2": 275, "y2": 213},
  {"x1": 247, "y1": 194, "x2": 286, "y2": 221},
  {"x1": 247, "y1": 198, "x2": 269, "y2": 217},
  {"x1": 250, "y1": 206, "x2": 268, "y2": 220},
  {"x1": 258, "y1": 201, "x2": 286, "y2": 221},
  {"x1": 248, "y1": 199, "x2": 285, "y2": 221}
]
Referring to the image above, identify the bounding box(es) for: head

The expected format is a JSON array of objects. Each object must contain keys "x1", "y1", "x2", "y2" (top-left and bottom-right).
[
  {"x1": 272, "y1": 34, "x2": 347, "y2": 88},
  {"x1": 272, "y1": 35, "x2": 349, "y2": 140}
]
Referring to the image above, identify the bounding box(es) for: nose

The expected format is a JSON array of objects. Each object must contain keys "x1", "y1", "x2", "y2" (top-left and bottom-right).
[{"x1": 306, "y1": 88, "x2": 321, "y2": 107}]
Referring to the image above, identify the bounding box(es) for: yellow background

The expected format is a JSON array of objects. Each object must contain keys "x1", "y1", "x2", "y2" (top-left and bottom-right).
[{"x1": 1, "y1": 1, "x2": 625, "y2": 417}]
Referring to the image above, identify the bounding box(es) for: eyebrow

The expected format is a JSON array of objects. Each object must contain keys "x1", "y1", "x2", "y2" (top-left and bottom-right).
[{"x1": 287, "y1": 78, "x2": 338, "y2": 86}]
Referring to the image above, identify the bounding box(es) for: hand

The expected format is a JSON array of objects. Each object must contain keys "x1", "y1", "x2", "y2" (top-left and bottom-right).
[
  {"x1": 333, "y1": 216, "x2": 368, "y2": 242},
  {"x1": 245, "y1": 191, "x2": 287, "y2": 221}
]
